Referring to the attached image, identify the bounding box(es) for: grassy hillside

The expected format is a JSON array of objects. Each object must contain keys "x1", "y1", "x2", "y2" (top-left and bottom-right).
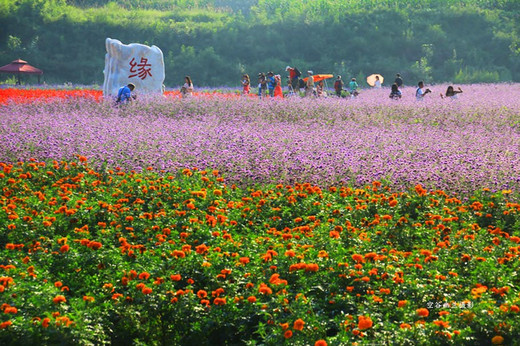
[{"x1": 0, "y1": 0, "x2": 519, "y2": 85}]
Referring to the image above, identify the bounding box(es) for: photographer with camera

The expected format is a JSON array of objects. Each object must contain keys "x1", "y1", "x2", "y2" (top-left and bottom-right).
[{"x1": 416, "y1": 81, "x2": 431, "y2": 101}]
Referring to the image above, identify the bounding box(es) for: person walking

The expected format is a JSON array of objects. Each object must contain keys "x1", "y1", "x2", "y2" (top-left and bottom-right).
[
  {"x1": 305, "y1": 71, "x2": 314, "y2": 97},
  {"x1": 334, "y1": 75, "x2": 343, "y2": 97},
  {"x1": 241, "y1": 74, "x2": 250, "y2": 95}
]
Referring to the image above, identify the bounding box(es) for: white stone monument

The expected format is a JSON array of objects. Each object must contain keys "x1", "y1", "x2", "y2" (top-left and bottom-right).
[{"x1": 103, "y1": 38, "x2": 165, "y2": 97}]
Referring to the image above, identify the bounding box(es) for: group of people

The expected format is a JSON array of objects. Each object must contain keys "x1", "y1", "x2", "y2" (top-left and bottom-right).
[
  {"x1": 117, "y1": 71, "x2": 463, "y2": 104},
  {"x1": 249, "y1": 72, "x2": 284, "y2": 98}
]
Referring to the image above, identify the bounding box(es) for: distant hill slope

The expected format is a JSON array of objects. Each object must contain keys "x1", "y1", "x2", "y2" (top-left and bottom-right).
[{"x1": 1, "y1": 0, "x2": 519, "y2": 85}]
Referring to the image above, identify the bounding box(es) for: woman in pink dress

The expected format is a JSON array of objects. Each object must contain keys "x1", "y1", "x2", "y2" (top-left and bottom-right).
[{"x1": 274, "y1": 75, "x2": 283, "y2": 98}]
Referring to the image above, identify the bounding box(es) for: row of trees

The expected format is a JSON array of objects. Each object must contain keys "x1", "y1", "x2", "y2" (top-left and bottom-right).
[{"x1": 1, "y1": 0, "x2": 519, "y2": 86}]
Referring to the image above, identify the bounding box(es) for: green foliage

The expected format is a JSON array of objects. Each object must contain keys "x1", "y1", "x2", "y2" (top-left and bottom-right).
[
  {"x1": 0, "y1": 0, "x2": 518, "y2": 85},
  {"x1": 1, "y1": 160, "x2": 520, "y2": 344}
]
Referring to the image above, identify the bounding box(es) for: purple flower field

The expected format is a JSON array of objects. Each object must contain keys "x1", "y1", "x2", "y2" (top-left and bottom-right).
[{"x1": 1, "y1": 83, "x2": 520, "y2": 194}]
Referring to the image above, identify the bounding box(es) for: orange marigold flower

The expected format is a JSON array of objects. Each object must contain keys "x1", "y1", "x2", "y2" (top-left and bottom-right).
[
  {"x1": 351, "y1": 254, "x2": 364, "y2": 263},
  {"x1": 315, "y1": 340, "x2": 328, "y2": 346},
  {"x1": 416, "y1": 308, "x2": 429, "y2": 317},
  {"x1": 197, "y1": 290, "x2": 208, "y2": 299},
  {"x1": 88, "y1": 241, "x2": 102, "y2": 250},
  {"x1": 293, "y1": 318, "x2": 305, "y2": 331},
  {"x1": 139, "y1": 272, "x2": 151, "y2": 280},
  {"x1": 510, "y1": 305, "x2": 520, "y2": 313},
  {"x1": 491, "y1": 336, "x2": 504, "y2": 345},
  {"x1": 142, "y1": 287, "x2": 153, "y2": 295},
  {"x1": 258, "y1": 284, "x2": 272, "y2": 295},
  {"x1": 52, "y1": 295, "x2": 67, "y2": 304},
  {"x1": 247, "y1": 296, "x2": 257, "y2": 303},
  {"x1": 400, "y1": 323, "x2": 411, "y2": 329},
  {"x1": 358, "y1": 315, "x2": 373, "y2": 330},
  {"x1": 4, "y1": 306, "x2": 17, "y2": 314},
  {"x1": 213, "y1": 297, "x2": 226, "y2": 305},
  {"x1": 59, "y1": 244, "x2": 69, "y2": 253},
  {"x1": 284, "y1": 330, "x2": 293, "y2": 339},
  {"x1": 170, "y1": 274, "x2": 182, "y2": 281},
  {"x1": 0, "y1": 321, "x2": 12, "y2": 329},
  {"x1": 433, "y1": 320, "x2": 450, "y2": 328},
  {"x1": 398, "y1": 300, "x2": 407, "y2": 308},
  {"x1": 42, "y1": 317, "x2": 50, "y2": 328},
  {"x1": 305, "y1": 263, "x2": 319, "y2": 272}
]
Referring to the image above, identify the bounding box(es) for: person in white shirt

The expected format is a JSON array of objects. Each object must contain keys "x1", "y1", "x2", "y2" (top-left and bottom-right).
[
  {"x1": 415, "y1": 81, "x2": 431, "y2": 101},
  {"x1": 181, "y1": 76, "x2": 194, "y2": 98},
  {"x1": 441, "y1": 85, "x2": 463, "y2": 99},
  {"x1": 374, "y1": 75, "x2": 382, "y2": 89}
]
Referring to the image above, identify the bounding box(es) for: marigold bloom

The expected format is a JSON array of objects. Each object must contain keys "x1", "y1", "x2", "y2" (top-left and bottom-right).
[
  {"x1": 170, "y1": 274, "x2": 182, "y2": 281},
  {"x1": 293, "y1": 318, "x2": 305, "y2": 331},
  {"x1": 315, "y1": 340, "x2": 327, "y2": 346},
  {"x1": 352, "y1": 254, "x2": 364, "y2": 263},
  {"x1": 433, "y1": 320, "x2": 449, "y2": 328},
  {"x1": 400, "y1": 323, "x2": 411, "y2": 329},
  {"x1": 4, "y1": 306, "x2": 17, "y2": 314},
  {"x1": 213, "y1": 297, "x2": 226, "y2": 305},
  {"x1": 139, "y1": 272, "x2": 150, "y2": 280},
  {"x1": 398, "y1": 300, "x2": 407, "y2": 308},
  {"x1": 258, "y1": 284, "x2": 272, "y2": 295},
  {"x1": 142, "y1": 287, "x2": 153, "y2": 295},
  {"x1": 491, "y1": 336, "x2": 504, "y2": 345},
  {"x1": 197, "y1": 290, "x2": 208, "y2": 299},
  {"x1": 0, "y1": 321, "x2": 12, "y2": 329},
  {"x1": 305, "y1": 263, "x2": 319, "y2": 272},
  {"x1": 416, "y1": 308, "x2": 429, "y2": 317},
  {"x1": 358, "y1": 315, "x2": 373, "y2": 330},
  {"x1": 247, "y1": 296, "x2": 257, "y2": 303},
  {"x1": 88, "y1": 241, "x2": 102, "y2": 250},
  {"x1": 59, "y1": 244, "x2": 69, "y2": 253},
  {"x1": 284, "y1": 330, "x2": 293, "y2": 339},
  {"x1": 42, "y1": 317, "x2": 50, "y2": 328},
  {"x1": 52, "y1": 295, "x2": 67, "y2": 304}
]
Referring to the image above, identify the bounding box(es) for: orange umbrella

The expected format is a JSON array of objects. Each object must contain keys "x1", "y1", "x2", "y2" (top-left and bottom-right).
[
  {"x1": 302, "y1": 74, "x2": 334, "y2": 83},
  {"x1": 366, "y1": 74, "x2": 384, "y2": 87}
]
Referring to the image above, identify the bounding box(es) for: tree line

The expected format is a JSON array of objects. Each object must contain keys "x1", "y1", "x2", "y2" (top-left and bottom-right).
[{"x1": 0, "y1": 0, "x2": 519, "y2": 86}]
